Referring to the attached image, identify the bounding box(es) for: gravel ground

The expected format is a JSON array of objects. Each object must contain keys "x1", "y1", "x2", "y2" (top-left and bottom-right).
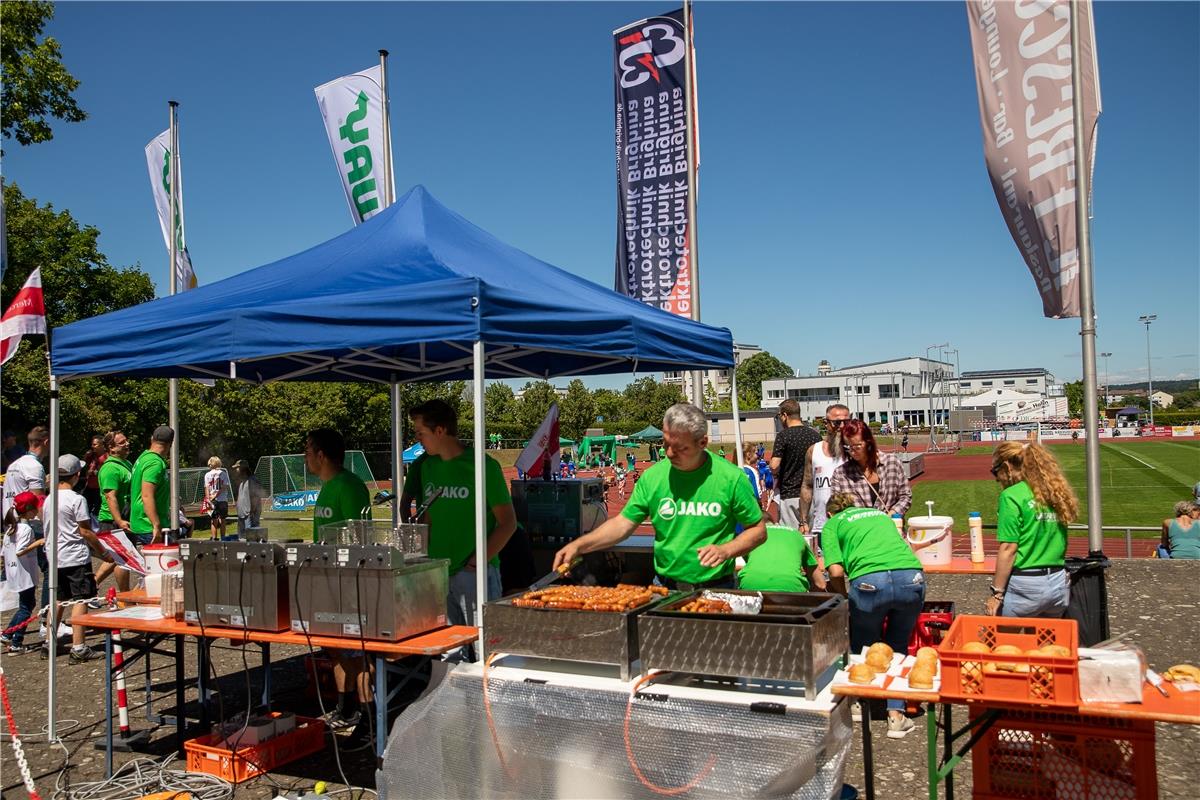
[{"x1": 3, "y1": 560, "x2": 1196, "y2": 799}]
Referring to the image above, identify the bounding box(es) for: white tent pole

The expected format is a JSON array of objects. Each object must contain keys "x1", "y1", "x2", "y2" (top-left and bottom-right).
[
  {"x1": 391, "y1": 378, "x2": 402, "y2": 526},
  {"x1": 168, "y1": 101, "x2": 180, "y2": 539},
  {"x1": 731, "y1": 362, "x2": 745, "y2": 469},
  {"x1": 46, "y1": 374, "x2": 60, "y2": 738},
  {"x1": 472, "y1": 340, "x2": 486, "y2": 651}
]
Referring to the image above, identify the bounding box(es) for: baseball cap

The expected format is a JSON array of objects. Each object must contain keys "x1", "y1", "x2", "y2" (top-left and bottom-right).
[
  {"x1": 152, "y1": 425, "x2": 175, "y2": 444},
  {"x1": 58, "y1": 453, "x2": 83, "y2": 476},
  {"x1": 12, "y1": 491, "x2": 41, "y2": 514},
  {"x1": 233, "y1": 459, "x2": 251, "y2": 471}
]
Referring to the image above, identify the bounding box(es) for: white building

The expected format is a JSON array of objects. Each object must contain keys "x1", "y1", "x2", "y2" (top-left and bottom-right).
[
  {"x1": 664, "y1": 342, "x2": 762, "y2": 402},
  {"x1": 760, "y1": 357, "x2": 1066, "y2": 427},
  {"x1": 760, "y1": 356, "x2": 956, "y2": 426}
]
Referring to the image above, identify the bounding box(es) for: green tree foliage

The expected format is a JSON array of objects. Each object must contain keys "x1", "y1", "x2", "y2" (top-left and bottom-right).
[
  {"x1": 1118, "y1": 395, "x2": 1150, "y2": 411},
  {"x1": 1063, "y1": 380, "x2": 1085, "y2": 417},
  {"x1": 1, "y1": 1, "x2": 86, "y2": 149},
  {"x1": 735, "y1": 351, "x2": 793, "y2": 409},
  {"x1": 484, "y1": 383, "x2": 517, "y2": 430},
  {"x1": 559, "y1": 379, "x2": 595, "y2": 441},
  {"x1": 622, "y1": 376, "x2": 685, "y2": 431},
  {"x1": 516, "y1": 381, "x2": 559, "y2": 433},
  {"x1": 592, "y1": 388, "x2": 624, "y2": 430}
]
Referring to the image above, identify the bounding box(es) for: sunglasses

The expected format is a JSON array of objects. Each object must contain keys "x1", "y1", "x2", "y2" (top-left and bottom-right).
[
  {"x1": 827, "y1": 419, "x2": 848, "y2": 427},
  {"x1": 990, "y1": 466, "x2": 1001, "y2": 476}
]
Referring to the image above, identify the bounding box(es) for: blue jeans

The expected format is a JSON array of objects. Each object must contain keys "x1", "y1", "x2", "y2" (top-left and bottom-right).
[
  {"x1": 848, "y1": 568, "x2": 926, "y2": 711},
  {"x1": 6, "y1": 587, "x2": 36, "y2": 646},
  {"x1": 447, "y1": 565, "x2": 502, "y2": 628},
  {"x1": 37, "y1": 548, "x2": 50, "y2": 611},
  {"x1": 1001, "y1": 571, "x2": 1069, "y2": 618}
]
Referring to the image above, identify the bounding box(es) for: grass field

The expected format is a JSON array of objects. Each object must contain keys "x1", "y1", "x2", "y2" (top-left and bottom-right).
[{"x1": 923, "y1": 440, "x2": 1199, "y2": 531}]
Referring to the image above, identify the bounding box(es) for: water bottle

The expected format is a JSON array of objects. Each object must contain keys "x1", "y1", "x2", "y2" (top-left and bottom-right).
[
  {"x1": 969, "y1": 511, "x2": 985, "y2": 563},
  {"x1": 891, "y1": 513, "x2": 904, "y2": 534}
]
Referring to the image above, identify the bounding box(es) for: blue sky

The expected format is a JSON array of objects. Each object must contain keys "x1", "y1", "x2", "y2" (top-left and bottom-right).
[{"x1": 4, "y1": 1, "x2": 1197, "y2": 389}]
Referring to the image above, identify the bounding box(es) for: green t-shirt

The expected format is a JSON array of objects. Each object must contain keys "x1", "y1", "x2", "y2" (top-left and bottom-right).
[
  {"x1": 820, "y1": 506, "x2": 922, "y2": 581},
  {"x1": 401, "y1": 450, "x2": 511, "y2": 574},
  {"x1": 311, "y1": 469, "x2": 372, "y2": 542},
  {"x1": 96, "y1": 456, "x2": 132, "y2": 523},
  {"x1": 621, "y1": 453, "x2": 763, "y2": 584},
  {"x1": 129, "y1": 451, "x2": 169, "y2": 535},
  {"x1": 738, "y1": 524, "x2": 818, "y2": 592},
  {"x1": 996, "y1": 480, "x2": 1066, "y2": 570}
]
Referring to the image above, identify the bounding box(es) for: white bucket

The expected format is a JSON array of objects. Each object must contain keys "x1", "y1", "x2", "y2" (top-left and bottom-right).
[
  {"x1": 906, "y1": 515, "x2": 954, "y2": 566},
  {"x1": 142, "y1": 543, "x2": 182, "y2": 574}
]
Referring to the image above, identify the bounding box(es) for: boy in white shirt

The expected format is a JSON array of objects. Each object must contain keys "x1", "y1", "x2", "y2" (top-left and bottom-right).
[{"x1": 49, "y1": 455, "x2": 111, "y2": 663}]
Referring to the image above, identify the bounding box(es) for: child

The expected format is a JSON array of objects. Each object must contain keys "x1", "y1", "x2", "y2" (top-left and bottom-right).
[
  {"x1": 49, "y1": 454, "x2": 112, "y2": 663},
  {"x1": 2, "y1": 492, "x2": 43, "y2": 653}
]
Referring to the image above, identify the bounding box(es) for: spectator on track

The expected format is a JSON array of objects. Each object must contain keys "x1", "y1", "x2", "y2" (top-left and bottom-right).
[{"x1": 1161, "y1": 501, "x2": 1200, "y2": 560}]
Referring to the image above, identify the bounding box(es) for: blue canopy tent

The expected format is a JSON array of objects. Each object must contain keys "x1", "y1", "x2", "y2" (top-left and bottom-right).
[{"x1": 46, "y1": 186, "x2": 742, "y2": 679}]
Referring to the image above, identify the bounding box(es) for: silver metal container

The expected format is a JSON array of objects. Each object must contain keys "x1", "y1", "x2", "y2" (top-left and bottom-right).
[
  {"x1": 285, "y1": 543, "x2": 449, "y2": 641},
  {"x1": 482, "y1": 592, "x2": 674, "y2": 680},
  {"x1": 317, "y1": 520, "x2": 430, "y2": 559},
  {"x1": 180, "y1": 540, "x2": 290, "y2": 631},
  {"x1": 638, "y1": 591, "x2": 849, "y2": 699}
]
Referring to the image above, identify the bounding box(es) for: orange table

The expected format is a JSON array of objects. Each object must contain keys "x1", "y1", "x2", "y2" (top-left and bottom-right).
[
  {"x1": 921, "y1": 556, "x2": 997, "y2": 575},
  {"x1": 115, "y1": 589, "x2": 159, "y2": 606},
  {"x1": 833, "y1": 670, "x2": 1200, "y2": 800},
  {"x1": 74, "y1": 610, "x2": 477, "y2": 773}
]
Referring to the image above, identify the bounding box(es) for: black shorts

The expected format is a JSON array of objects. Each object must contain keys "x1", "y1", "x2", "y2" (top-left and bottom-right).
[
  {"x1": 57, "y1": 564, "x2": 97, "y2": 601},
  {"x1": 209, "y1": 501, "x2": 229, "y2": 522}
]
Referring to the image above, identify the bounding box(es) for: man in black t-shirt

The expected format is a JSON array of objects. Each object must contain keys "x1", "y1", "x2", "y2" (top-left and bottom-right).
[{"x1": 770, "y1": 400, "x2": 822, "y2": 529}]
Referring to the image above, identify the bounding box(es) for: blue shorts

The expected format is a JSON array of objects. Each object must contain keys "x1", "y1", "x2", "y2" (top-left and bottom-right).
[{"x1": 129, "y1": 532, "x2": 153, "y2": 546}]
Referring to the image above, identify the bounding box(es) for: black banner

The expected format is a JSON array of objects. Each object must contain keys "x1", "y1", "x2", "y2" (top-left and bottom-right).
[{"x1": 613, "y1": 9, "x2": 694, "y2": 317}]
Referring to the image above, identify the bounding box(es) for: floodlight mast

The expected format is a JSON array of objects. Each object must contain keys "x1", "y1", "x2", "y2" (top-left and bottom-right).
[{"x1": 1138, "y1": 315, "x2": 1156, "y2": 427}]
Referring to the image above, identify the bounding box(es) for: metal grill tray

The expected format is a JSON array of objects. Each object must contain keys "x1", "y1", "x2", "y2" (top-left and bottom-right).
[
  {"x1": 639, "y1": 591, "x2": 849, "y2": 700},
  {"x1": 482, "y1": 589, "x2": 678, "y2": 681}
]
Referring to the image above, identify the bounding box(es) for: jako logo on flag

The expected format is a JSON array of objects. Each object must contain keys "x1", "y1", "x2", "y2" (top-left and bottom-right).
[
  {"x1": 965, "y1": 0, "x2": 1101, "y2": 319},
  {"x1": 0, "y1": 268, "x2": 46, "y2": 366},
  {"x1": 612, "y1": 8, "x2": 698, "y2": 318},
  {"x1": 144, "y1": 130, "x2": 198, "y2": 292},
  {"x1": 516, "y1": 403, "x2": 561, "y2": 477},
  {"x1": 315, "y1": 65, "x2": 387, "y2": 225}
]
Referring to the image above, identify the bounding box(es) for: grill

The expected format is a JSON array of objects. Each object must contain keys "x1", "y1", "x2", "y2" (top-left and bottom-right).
[{"x1": 638, "y1": 591, "x2": 849, "y2": 699}]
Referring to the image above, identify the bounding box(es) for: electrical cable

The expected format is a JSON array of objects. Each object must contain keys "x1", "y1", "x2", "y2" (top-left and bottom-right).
[
  {"x1": 294, "y1": 558, "x2": 354, "y2": 795},
  {"x1": 480, "y1": 652, "x2": 517, "y2": 781},
  {"x1": 355, "y1": 560, "x2": 376, "y2": 757},
  {"x1": 623, "y1": 671, "x2": 718, "y2": 796}
]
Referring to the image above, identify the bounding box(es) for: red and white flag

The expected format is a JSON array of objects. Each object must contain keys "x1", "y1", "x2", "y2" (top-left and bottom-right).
[
  {"x1": 516, "y1": 402, "x2": 561, "y2": 477},
  {"x1": 0, "y1": 268, "x2": 46, "y2": 366}
]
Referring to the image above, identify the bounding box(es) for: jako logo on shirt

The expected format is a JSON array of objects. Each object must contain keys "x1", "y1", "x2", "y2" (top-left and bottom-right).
[
  {"x1": 657, "y1": 498, "x2": 722, "y2": 519},
  {"x1": 315, "y1": 506, "x2": 334, "y2": 519},
  {"x1": 429, "y1": 483, "x2": 470, "y2": 500}
]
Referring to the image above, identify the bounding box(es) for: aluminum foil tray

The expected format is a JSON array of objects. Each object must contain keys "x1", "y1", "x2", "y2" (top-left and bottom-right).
[{"x1": 639, "y1": 591, "x2": 849, "y2": 699}]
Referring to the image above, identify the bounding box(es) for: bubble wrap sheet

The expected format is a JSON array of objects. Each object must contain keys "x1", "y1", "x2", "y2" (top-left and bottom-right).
[{"x1": 377, "y1": 660, "x2": 852, "y2": 800}]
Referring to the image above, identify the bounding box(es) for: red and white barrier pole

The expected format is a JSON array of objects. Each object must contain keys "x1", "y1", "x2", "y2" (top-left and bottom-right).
[{"x1": 112, "y1": 633, "x2": 132, "y2": 738}]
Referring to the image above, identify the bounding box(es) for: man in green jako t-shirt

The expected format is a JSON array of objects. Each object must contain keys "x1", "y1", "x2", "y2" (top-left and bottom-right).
[
  {"x1": 307, "y1": 428, "x2": 371, "y2": 543},
  {"x1": 556, "y1": 404, "x2": 766, "y2": 590},
  {"x1": 129, "y1": 426, "x2": 174, "y2": 545}
]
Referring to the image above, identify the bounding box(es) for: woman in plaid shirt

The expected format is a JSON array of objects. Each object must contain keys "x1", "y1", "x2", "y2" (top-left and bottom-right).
[{"x1": 830, "y1": 419, "x2": 912, "y2": 517}]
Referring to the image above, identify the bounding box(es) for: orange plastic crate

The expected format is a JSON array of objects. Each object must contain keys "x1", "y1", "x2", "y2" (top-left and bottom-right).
[
  {"x1": 939, "y1": 615, "x2": 1079, "y2": 709},
  {"x1": 184, "y1": 713, "x2": 326, "y2": 783},
  {"x1": 970, "y1": 708, "x2": 1157, "y2": 799}
]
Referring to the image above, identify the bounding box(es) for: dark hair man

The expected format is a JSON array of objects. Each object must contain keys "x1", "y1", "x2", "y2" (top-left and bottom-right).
[
  {"x1": 306, "y1": 428, "x2": 371, "y2": 542},
  {"x1": 770, "y1": 400, "x2": 822, "y2": 530},
  {"x1": 130, "y1": 426, "x2": 174, "y2": 545}
]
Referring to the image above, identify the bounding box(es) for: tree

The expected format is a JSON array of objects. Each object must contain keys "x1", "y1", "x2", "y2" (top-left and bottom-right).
[
  {"x1": 592, "y1": 388, "x2": 624, "y2": 430},
  {"x1": 1118, "y1": 395, "x2": 1150, "y2": 411},
  {"x1": 735, "y1": 351, "x2": 794, "y2": 409},
  {"x1": 516, "y1": 381, "x2": 558, "y2": 433},
  {"x1": 484, "y1": 383, "x2": 517, "y2": 430},
  {"x1": 1, "y1": 1, "x2": 86, "y2": 149},
  {"x1": 1063, "y1": 380, "x2": 1084, "y2": 418},
  {"x1": 623, "y1": 377, "x2": 685, "y2": 431},
  {"x1": 559, "y1": 379, "x2": 596, "y2": 441}
]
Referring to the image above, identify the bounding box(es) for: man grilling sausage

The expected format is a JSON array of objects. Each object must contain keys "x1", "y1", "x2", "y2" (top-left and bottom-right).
[{"x1": 553, "y1": 404, "x2": 766, "y2": 590}]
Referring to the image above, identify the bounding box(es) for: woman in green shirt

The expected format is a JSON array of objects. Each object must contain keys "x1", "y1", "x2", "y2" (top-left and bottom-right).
[{"x1": 986, "y1": 441, "x2": 1078, "y2": 618}]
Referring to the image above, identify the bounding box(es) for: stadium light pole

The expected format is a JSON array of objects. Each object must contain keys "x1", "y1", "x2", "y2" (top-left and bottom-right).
[
  {"x1": 1139, "y1": 315, "x2": 1156, "y2": 427},
  {"x1": 1099, "y1": 352, "x2": 1112, "y2": 410}
]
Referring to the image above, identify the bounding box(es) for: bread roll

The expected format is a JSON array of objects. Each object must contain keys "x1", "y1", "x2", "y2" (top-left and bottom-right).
[
  {"x1": 866, "y1": 643, "x2": 894, "y2": 670},
  {"x1": 915, "y1": 646, "x2": 939, "y2": 663},
  {"x1": 962, "y1": 641, "x2": 991, "y2": 654},
  {"x1": 1040, "y1": 644, "x2": 1071, "y2": 658},
  {"x1": 1164, "y1": 664, "x2": 1200, "y2": 683},
  {"x1": 848, "y1": 663, "x2": 877, "y2": 684},
  {"x1": 908, "y1": 663, "x2": 935, "y2": 689}
]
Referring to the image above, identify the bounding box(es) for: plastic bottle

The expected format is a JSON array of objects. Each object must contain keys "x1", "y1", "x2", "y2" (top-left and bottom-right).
[
  {"x1": 969, "y1": 511, "x2": 985, "y2": 563},
  {"x1": 891, "y1": 513, "x2": 904, "y2": 534}
]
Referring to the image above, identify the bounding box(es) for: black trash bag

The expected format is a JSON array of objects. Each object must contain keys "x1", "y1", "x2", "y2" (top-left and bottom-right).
[{"x1": 1065, "y1": 554, "x2": 1110, "y2": 646}]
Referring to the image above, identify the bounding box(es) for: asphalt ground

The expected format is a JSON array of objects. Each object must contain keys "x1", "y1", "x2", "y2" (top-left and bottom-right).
[{"x1": 2, "y1": 559, "x2": 1197, "y2": 799}]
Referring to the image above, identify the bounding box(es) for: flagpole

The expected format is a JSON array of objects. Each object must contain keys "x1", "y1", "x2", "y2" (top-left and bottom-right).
[
  {"x1": 1070, "y1": 2, "x2": 1103, "y2": 555},
  {"x1": 168, "y1": 101, "x2": 180, "y2": 539},
  {"x1": 46, "y1": 369, "x2": 60, "y2": 738},
  {"x1": 379, "y1": 49, "x2": 396, "y2": 206},
  {"x1": 682, "y1": 0, "x2": 703, "y2": 409}
]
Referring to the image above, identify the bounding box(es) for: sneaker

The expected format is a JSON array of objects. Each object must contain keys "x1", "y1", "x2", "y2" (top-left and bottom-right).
[
  {"x1": 886, "y1": 714, "x2": 915, "y2": 739},
  {"x1": 57, "y1": 622, "x2": 74, "y2": 639},
  {"x1": 86, "y1": 598, "x2": 107, "y2": 610},
  {"x1": 0, "y1": 634, "x2": 11, "y2": 646},
  {"x1": 322, "y1": 708, "x2": 360, "y2": 730},
  {"x1": 69, "y1": 645, "x2": 103, "y2": 664},
  {"x1": 6, "y1": 643, "x2": 38, "y2": 655}
]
